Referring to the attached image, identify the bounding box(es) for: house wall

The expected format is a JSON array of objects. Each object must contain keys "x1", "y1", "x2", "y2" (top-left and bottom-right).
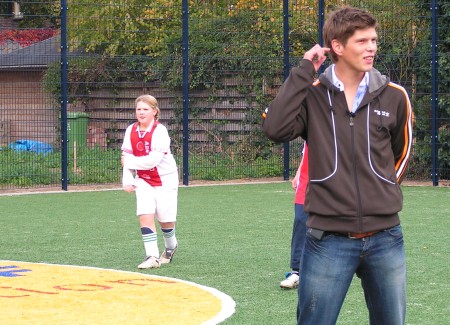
[{"x1": 0, "y1": 70, "x2": 58, "y2": 147}]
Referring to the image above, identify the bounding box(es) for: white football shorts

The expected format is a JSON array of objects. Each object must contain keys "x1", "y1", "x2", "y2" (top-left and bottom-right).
[{"x1": 134, "y1": 173, "x2": 178, "y2": 222}]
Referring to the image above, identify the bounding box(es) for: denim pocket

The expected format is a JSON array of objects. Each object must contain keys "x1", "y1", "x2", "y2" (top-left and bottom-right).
[{"x1": 386, "y1": 224, "x2": 403, "y2": 238}]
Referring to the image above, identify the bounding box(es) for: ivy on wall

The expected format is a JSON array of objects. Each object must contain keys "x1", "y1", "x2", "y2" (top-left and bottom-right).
[{"x1": 0, "y1": 28, "x2": 58, "y2": 47}]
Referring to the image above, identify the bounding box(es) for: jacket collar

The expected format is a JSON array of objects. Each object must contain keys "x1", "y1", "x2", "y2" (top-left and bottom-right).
[{"x1": 320, "y1": 64, "x2": 389, "y2": 95}]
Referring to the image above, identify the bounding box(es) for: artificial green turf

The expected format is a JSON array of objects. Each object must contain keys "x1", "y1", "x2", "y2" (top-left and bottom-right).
[{"x1": 0, "y1": 184, "x2": 448, "y2": 325}]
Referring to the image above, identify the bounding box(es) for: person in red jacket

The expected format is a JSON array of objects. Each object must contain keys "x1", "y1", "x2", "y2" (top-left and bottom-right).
[
  {"x1": 263, "y1": 7, "x2": 413, "y2": 325},
  {"x1": 280, "y1": 144, "x2": 309, "y2": 289},
  {"x1": 122, "y1": 94, "x2": 179, "y2": 269}
]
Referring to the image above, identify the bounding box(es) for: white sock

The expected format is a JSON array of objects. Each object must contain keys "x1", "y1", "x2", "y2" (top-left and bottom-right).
[
  {"x1": 161, "y1": 228, "x2": 177, "y2": 249},
  {"x1": 142, "y1": 232, "x2": 159, "y2": 258}
]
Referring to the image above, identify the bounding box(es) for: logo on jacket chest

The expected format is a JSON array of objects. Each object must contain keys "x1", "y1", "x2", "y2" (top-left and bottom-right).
[{"x1": 373, "y1": 109, "x2": 390, "y2": 117}]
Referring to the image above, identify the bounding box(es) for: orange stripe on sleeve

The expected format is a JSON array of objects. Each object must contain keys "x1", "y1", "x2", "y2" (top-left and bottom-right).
[{"x1": 389, "y1": 83, "x2": 413, "y2": 181}]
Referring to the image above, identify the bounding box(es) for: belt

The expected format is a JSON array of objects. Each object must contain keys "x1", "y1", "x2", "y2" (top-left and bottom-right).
[{"x1": 331, "y1": 231, "x2": 380, "y2": 239}]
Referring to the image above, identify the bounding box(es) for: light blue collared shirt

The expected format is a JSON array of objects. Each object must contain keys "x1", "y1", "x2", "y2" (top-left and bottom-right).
[{"x1": 331, "y1": 65, "x2": 369, "y2": 113}]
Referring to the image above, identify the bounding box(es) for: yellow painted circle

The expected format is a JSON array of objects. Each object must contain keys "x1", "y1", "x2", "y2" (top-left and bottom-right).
[{"x1": 0, "y1": 261, "x2": 235, "y2": 324}]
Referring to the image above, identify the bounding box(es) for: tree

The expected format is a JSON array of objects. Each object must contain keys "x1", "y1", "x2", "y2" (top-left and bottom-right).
[{"x1": 68, "y1": 0, "x2": 182, "y2": 57}]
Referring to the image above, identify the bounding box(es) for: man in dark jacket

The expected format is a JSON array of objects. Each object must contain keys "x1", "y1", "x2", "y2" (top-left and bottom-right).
[{"x1": 263, "y1": 7, "x2": 413, "y2": 325}]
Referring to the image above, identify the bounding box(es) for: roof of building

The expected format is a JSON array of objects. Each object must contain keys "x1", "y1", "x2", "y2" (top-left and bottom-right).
[{"x1": 0, "y1": 35, "x2": 60, "y2": 70}]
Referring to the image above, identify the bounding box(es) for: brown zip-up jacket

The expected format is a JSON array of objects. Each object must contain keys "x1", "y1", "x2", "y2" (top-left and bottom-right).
[{"x1": 262, "y1": 59, "x2": 413, "y2": 233}]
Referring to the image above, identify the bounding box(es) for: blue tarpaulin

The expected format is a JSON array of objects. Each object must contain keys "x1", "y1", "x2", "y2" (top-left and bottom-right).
[{"x1": 7, "y1": 140, "x2": 53, "y2": 156}]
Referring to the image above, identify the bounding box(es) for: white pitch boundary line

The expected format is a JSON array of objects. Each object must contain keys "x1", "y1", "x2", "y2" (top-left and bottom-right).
[{"x1": 0, "y1": 179, "x2": 288, "y2": 197}]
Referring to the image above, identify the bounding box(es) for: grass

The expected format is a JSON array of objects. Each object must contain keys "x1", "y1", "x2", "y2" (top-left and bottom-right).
[
  {"x1": 0, "y1": 148, "x2": 286, "y2": 189},
  {"x1": 0, "y1": 183, "x2": 449, "y2": 325}
]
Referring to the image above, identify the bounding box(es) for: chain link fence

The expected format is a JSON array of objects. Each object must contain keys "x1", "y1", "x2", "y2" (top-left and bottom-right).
[{"x1": 0, "y1": 0, "x2": 449, "y2": 191}]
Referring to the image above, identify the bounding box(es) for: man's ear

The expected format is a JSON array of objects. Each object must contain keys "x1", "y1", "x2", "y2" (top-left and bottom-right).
[{"x1": 331, "y1": 39, "x2": 343, "y2": 57}]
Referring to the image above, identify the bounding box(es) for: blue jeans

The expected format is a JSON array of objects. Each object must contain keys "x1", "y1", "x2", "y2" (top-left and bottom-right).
[
  {"x1": 297, "y1": 225, "x2": 406, "y2": 325},
  {"x1": 290, "y1": 204, "x2": 308, "y2": 271}
]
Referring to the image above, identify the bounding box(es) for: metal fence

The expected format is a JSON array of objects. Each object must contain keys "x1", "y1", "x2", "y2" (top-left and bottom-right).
[{"x1": 0, "y1": 0, "x2": 449, "y2": 191}]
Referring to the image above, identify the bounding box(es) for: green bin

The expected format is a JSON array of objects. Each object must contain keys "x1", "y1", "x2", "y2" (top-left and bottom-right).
[{"x1": 67, "y1": 112, "x2": 89, "y2": 148}]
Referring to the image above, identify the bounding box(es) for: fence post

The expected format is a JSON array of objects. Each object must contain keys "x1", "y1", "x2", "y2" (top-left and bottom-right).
[
  {"x1": 182, "y1": 0, "x2": 190, "y2": 186},
  {"x1": 60, "y1": 0, "x2": 69, "y2": 191},
  {"x1": 282, "y1": 0, "x2": 290, "y2": 180},
  {"x1": 431, "y1": 0, "x2": 439, "y2": 186},
  {"x1": 318, "y1": 0, "x2": 325, "y2": 76},
  {"x1": 318, "y1": 0, "x2": 325, "y2": 46}
]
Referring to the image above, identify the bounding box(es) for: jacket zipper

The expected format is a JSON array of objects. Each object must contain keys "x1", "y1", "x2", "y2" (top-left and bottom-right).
[{"x1": 349, "y1": 112, "x2": 363, "y2": 231}]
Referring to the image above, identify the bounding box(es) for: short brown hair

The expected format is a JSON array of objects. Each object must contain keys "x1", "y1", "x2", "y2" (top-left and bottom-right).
[
  {"x1": 323, "y1": 7, "x2": 377, "y2": 62},
  {"x1": 135, "y1": 94, "x2": 160, "y2": 120}
]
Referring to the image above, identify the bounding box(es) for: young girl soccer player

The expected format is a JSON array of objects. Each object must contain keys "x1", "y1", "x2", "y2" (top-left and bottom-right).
[{"x1": 121, "y1": 94, "x2": 179, "y2": 269}]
